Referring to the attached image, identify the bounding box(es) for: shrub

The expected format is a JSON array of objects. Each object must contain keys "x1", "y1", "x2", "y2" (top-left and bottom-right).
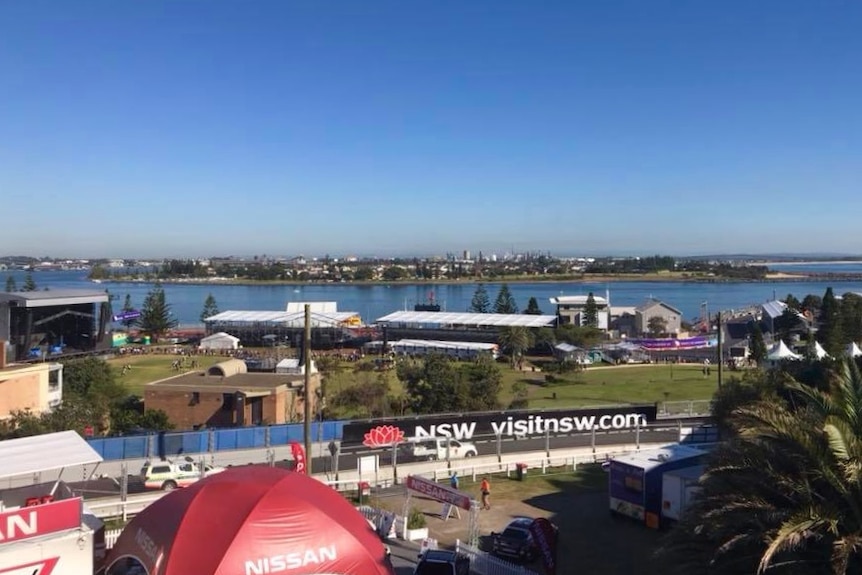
[{"x1": 407, "y1": 507, "x2": 427, "y2": 529}]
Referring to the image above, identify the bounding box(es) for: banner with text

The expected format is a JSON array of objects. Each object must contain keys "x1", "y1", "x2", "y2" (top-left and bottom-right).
[{"x1": 343, "y1": 404, "x2": 658, "y2": 448}]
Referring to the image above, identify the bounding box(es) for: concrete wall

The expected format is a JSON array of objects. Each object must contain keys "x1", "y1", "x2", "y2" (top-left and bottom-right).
[{"x1": 0, "y1": 362, "x2": 52, "y2": 418}]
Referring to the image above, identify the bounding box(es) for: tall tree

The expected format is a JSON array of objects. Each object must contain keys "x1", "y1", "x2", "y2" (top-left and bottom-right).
[
  {"x1": 469, "y1": 284, "x2": 490, "y2": 313},
  {"x1": 136, "y1": 283, "x2": 178, "y2": 341},
  {"x1": 582, "y1": 292, "x2": 599, "y2": 328},
  {"x1": 497, "y1": 326, "x2": 534, "y2": 366},
  {"x1": 120, "y1": 294, "x2": 136, "y2": 330},
  {"x1": 22, "y1": 271, "x2": 36, "y2": 292},
  {"x1": 460, "y1": 355, "x2": 503, "y2": 411},
  {"x1": 749, "y1": 323, "x2": 767, "y2": 364},
  {"x1": 658, "y1": 361, "x2": 862, "y2": 575},
  {"x1": 647, "y1": 316, "x2": 668, "y2": 337},
  {"x1": 841, "y1": 292, "x2": 862, "y2": 345},
  {"x1": 200, "y1": 293, "x2": 220, "y2": 323},
  {"x1": 783, "y1": 293, "x2": 801, "y2": 310},
  {"x1": 818, "y1": 286, "x2": 843, "y2": 357},
  {"x1": 523, "y1": 297, "x2": 542, "y2": 315},
  {"x1": 4, "y1": 275, "x2": 16, "y2": 292},
  {"x1": 493, "y1": 283, "x2": 518, "y2": 314},
  {"x1": 397, "y1": 354, "x2": 462, "y2": 414}
]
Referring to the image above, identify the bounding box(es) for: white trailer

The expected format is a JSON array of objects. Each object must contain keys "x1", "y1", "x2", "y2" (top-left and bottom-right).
[
  {"x1": 0, "y1": 521, "x2": 95, "y2": 574},
  {"x1": 661, "y1": 464, "x2": 705, "y2": 522}
]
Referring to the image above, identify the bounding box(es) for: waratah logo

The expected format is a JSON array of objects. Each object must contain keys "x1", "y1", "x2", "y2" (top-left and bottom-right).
[{"x1": 363, "y1": 425, "x2": 404, "y2": 448}]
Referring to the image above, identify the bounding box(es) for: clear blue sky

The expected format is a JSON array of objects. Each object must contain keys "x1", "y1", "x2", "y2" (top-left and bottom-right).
[{"x1": 1, "y1": 1, "x2": 860, "y2": 259}]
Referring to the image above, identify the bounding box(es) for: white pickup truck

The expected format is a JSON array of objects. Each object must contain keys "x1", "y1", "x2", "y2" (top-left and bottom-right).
[{"x1": 401, "y1": 438, "x2": 478, "y2": 461}]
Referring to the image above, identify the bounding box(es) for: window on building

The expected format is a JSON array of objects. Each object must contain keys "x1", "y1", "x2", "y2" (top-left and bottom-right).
[
  {"x1": 190, "y1": 392, "x2": 200, "y2": 406},
  {"x1": 222, "y1": 393, "x2": 235, "y2": 411},
  {"x1": 48, "y1": 369, "x2": 60, "y2": 390}
]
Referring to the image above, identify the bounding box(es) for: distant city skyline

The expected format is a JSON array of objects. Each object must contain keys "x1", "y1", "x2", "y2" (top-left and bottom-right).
[{"x1": 1, "y1": 1, "x2": 860, "y2": 258}]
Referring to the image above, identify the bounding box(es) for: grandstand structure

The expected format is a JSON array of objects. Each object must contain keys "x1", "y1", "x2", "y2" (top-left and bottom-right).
[
  {"x1": 203, "y1": 301, "x2": 367, "y2": 348},
  {"x1": 373, "y1": 310, "x2": 558, "y2": 343}
]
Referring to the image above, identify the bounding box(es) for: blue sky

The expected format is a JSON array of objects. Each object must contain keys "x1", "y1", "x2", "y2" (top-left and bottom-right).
[{"x1": 1, "y1": 1, "x2": 860, "y2": 259}]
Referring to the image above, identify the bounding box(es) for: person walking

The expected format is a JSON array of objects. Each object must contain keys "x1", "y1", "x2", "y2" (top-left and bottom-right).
[
  {"x1": 448, "y1": 472, "x2": 462, "y2": 519},
  {"x1": 480, "y1": 477, "x2": 491, "y2": 510}
]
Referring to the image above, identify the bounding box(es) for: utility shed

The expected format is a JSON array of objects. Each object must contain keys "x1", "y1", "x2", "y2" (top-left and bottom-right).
[{"x1": 608, "y1": 444, "x2": 706, "y2": 529}]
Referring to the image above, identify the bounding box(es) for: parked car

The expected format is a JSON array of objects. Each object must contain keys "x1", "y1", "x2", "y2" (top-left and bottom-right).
[
  {"x1": 139, "y1": 459, "x2": 225, "y2": 491},
  {"x1": 414, "y1": 549, "x2": 470, "y2": 575},
  {"x1": 491, "y1": 517, "x2": 546, "y2": 562},
  {"x1": 401, "y1": 438, "x2": 478, "y2": 461}
]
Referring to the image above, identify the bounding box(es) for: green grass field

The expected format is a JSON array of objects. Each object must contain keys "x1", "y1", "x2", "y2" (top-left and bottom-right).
[
  {"x1": 506, "y1": 363, "x2": 720, "y2": 408},
  {"x1": 109, "y1": 354, "x2": 228, "y2": 395},
  {"x1": 110, "y1": 353, "x2": 720, "y2": 411}
]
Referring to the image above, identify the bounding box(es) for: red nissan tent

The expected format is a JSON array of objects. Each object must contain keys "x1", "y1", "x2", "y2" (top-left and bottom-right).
[{"x1": 104, "y1": 466, "x2": 394, "y2": 575}]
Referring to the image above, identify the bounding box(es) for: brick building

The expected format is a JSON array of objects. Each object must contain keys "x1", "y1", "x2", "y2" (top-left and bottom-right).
[
  {"x1": 143, "y1": 359, "x2": 320, "y2": 429},
  {"x1": 0, "y1": 341, "x2": 64, "y2": 418}
]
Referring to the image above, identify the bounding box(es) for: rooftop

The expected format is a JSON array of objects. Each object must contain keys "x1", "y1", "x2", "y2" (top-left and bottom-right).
[
  {"x1": 374, "y1": 311, "x2": 557, "y2": 329},
  {"x1": 612, "y1": 444, "x2": 706, "y2": 471},
  {"x1": 549, "y1": 295, "x2": 609, "y2": 306},
  {"x1": 204, "y1": 309, "x2": 359, "y2": 327},
  {"x1": 0, "y1": 289, "x2": 109, "y2": 308},
  {"x1": 0, "y1": 430, "x2": 103, "y2": 480},
  {"x1": 146, "y1": 369, "x2": 307, "y2": 394}
]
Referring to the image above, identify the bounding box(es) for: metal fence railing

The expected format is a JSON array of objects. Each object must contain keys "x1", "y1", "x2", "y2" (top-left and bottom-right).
[{"x1": 455, "y1": 539, "x2": 531, "y2": 575}]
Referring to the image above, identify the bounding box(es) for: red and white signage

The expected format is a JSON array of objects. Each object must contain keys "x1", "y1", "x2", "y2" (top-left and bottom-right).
[
  {"x1": 0, "y1": 558, "x2": 59, "y2": 575},
  {"x1": 405, "y1": 475, "x2": 472, "y2": 510},
  {"x1": 0, "y1": 498, "x2": 81, "y2": 544},
  {"x1": 290, "y1": 442, "x2": 307, "y2": 475}
]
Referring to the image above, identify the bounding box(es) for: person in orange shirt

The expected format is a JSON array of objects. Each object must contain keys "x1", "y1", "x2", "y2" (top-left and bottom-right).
[{"x1": 480, "y1": 477, "x2": 491, "y2": 510}]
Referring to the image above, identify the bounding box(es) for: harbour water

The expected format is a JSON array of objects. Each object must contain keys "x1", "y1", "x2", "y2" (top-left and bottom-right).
[{"x1": 3, "y1": 269, "x2": 862, "y2": 326}]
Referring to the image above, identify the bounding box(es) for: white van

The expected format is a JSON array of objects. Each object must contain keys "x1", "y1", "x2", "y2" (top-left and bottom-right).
[{"x1": 401, "y1": 438, "x2": 478, "y2": 461}]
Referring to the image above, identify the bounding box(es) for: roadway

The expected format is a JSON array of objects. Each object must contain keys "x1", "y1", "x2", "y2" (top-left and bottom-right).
[{"x1": 67, "y1": 419, "x2": 707, "y2": 500}]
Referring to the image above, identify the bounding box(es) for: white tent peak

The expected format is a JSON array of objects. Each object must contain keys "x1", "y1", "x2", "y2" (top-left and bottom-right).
[
  {"x1": 813, "y1": 341, "x2": 830, "y2": 359},
  {"x1": 767, "y1": 340, "x2": 802, "y2": 361},
  {"x1": 847, "y1": 342, "x2": 862, "y2": 358}
]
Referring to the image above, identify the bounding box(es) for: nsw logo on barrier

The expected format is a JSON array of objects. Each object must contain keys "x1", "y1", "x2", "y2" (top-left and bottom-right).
[{"x1": 362, "y1": 425, "x2": 405, "y2": 448}]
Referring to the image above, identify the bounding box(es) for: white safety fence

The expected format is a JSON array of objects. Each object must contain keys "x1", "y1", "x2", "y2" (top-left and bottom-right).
[
  {"x1": 105, "y1": 528, "x2": 121, "y2": 549},
  {"x1": 455, "y1": 539, "x2": 531, "y2": 575}
]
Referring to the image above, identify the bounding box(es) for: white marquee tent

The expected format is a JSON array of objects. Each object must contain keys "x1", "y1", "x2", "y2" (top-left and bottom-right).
[
  {"x1": 766, "y1": 340, "x2": 802, "y2": 362},
  {"x1": 199, "y1": 331, "x2": 241, "y2": 351},
  {"x1": 847, "y1": 342, "x2": 862, "y2": 358}
]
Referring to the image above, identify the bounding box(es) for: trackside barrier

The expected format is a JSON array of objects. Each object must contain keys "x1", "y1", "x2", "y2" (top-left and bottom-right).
[
  {"x1": 87, "y1": 421, "x2": 346, "y2": 461},
  {"x1": 455, "y1": 539, "x2": 531, "y2": 575},
  {"x1": 87, "y1": 406, "x2": 708, "y2": 462}
]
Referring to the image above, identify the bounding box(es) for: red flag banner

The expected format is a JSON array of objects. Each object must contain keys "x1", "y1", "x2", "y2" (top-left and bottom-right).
[
  {"x1": 529, "y1": 518, "x2": 558, "y2": 575},
  {"x1": 290, "y1": 442, "x2": 307, "y2": 474}
]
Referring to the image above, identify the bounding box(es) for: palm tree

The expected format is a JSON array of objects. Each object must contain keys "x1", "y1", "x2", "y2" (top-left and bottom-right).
[
  {"x1": 658, "y1": 360, "x2": 862, "y2": 575},
  {"x1": 497, "y1": 326, "x2": 533, "y2": 367}
]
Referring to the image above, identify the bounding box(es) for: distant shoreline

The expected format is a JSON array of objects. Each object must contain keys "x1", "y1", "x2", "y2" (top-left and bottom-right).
[{"x1": 91, "y1": 272, "x2": 862, "y2": 287}]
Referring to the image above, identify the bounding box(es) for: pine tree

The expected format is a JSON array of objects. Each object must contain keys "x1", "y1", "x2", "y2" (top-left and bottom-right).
[
  {"x1": 200, "y1": 293, "x2": 220, "y2": 323},
  {"x1": 524, "y1": 297, "x2": 542, "y2": 315},
  {"x1": 749, "y1": 323, "x2": 767, "y2": 364},
  {"x1": 469, "y1": 284, "x2": 490, "y2": 313},
  {"x1": 582, "y1": 292, "x2": 599, "y2": 327},
  {"x1": 22, "y1": 271, "x2": 37, "y2": 292},
  {"x1": 4, "y1": 276, "x2": 16, "y2": 292},
  {"x1": 120, "y1": 294, "x2": 136, "y2": 330},
  {"x1": 493, "y1": 283, "x2": 518, "y2": 314},
  {"x1": 817, "y1": 287, "x2": 843, "y2": 357},
  {"x1": 136, "y1": 283, "x2": 178, "y2": 341}
]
